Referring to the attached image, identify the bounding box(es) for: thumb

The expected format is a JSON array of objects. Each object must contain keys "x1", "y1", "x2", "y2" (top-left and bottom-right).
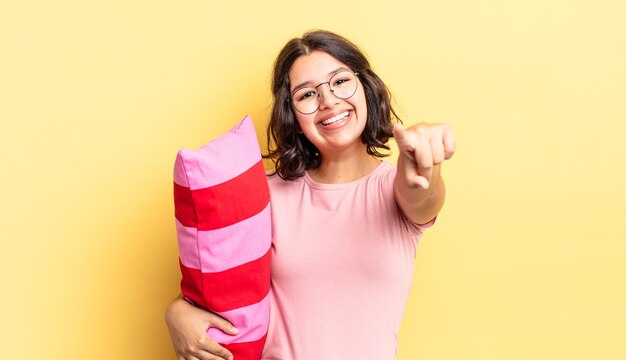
[{"x1": 209, "y1": 314, "x2": 239, "y2": 335}]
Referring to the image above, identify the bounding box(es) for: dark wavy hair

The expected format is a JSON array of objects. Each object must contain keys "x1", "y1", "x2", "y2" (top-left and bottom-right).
[{"x1": 264, "y1": 30, "x2": 401, "y2": 180}]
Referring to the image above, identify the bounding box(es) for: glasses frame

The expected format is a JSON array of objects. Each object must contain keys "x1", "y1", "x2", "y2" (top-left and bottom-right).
[{"x1": 289, "y1": 71, "x2": 360, "y2": 115}]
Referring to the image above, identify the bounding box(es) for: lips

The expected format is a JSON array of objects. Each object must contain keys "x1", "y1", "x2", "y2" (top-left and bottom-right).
[{"x1": 319, "y1": 111, "x2": 350, "y2": 127}]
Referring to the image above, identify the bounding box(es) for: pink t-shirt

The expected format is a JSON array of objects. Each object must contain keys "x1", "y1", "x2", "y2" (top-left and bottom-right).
[{"x1": 261, "y1": 161, "x2": 432, "y2": 360}]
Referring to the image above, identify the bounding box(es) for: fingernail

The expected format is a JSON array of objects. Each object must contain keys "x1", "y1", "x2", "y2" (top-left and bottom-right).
[{"x1": 231, "y1": 326, "x2": 239, "y2": 334}]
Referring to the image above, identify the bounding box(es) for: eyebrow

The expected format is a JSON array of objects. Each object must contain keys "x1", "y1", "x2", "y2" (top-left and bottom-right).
[{"x1": 290, "y1": 67, "x2": 350, "y2": 95}]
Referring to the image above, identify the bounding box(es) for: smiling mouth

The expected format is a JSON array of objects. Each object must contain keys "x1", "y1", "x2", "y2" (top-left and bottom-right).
[{"x1": 320, "y1": 111, "x2": 350, "y2": 126}]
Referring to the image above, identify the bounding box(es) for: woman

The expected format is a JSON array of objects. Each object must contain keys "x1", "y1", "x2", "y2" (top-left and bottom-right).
[{"x1": 165, "y1": 30, "x2": 456, "y2": 360}]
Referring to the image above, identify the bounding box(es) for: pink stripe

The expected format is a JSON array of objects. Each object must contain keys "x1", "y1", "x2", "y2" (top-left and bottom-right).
[
  {"x1": 207, "y1": 292, "x2": 270, "y2": 344},
  {"x1": 177, "y1": 116, "x2": 262, "y2": 190},
  {"x1": 173, "y1": 153, "x2": 189, "y2": 187},
  {"x1": 177, "y1": 204, "x2": 271, "y2": 273},
  {"x1": 176, "y1": 220, "x2": 200, "y2": 269}
]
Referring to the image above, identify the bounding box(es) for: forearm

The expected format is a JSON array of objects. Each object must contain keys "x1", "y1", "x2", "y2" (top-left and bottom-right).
[
  {"x1": 394, "y1": 161, "x2": 445, "y2": 225},
  {"x1": 164, "y1": 294, "x2": 189, "y2": 323}
]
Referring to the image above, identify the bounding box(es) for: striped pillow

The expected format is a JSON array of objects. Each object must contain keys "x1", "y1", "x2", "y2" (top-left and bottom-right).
[{"x1": 173, "y1": 115, "x2": 270, "y2": 359}]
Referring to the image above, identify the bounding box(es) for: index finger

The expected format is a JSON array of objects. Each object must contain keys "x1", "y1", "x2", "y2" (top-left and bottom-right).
[{"x1": 393, "y1": 124, "x2": 416, "y2": 153}]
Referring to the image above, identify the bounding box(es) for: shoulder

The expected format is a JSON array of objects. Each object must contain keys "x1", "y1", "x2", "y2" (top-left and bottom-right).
[
  {"x1": 376, "y1": 161, "x2": 396, "y2": 178},
  {"x1": 364, "y1": 161, "x2": 396, "y2": 191},
  {"x1": 265, "y1": 169, "x2": 282, "y2": 188},
  {"x1": 265, "y1": 169, "x2": 303, "y2": 192}
]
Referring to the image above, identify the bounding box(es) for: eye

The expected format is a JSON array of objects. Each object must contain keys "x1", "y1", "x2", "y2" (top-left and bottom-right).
[
  {"x1": 297, "y1": 90, "x2": 316, "y2": 101},
  {"x1": 333, "y1": 77, "x2": 351, "y2": 86}
]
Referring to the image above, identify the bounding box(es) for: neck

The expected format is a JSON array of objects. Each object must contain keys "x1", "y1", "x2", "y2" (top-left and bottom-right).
[{"x1": 308, "y1": 145, "x2": 381, "y2": 184}]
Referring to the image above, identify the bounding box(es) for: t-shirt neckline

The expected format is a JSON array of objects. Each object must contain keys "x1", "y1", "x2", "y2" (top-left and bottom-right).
[{"x1": 302, "y1": 161, "x2": 390, "y2": 190}]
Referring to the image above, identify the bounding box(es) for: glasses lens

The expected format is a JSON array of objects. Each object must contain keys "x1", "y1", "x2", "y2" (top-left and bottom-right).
[
  {"x1": 292, "y1": 87, "x2": 319, "y2": 115},
  {"x1": 290, "y1": 71, "x2": 358, "y2": 115},
  {"x1": 330, "y1": 71, "x2": 358, "y2": 99}
]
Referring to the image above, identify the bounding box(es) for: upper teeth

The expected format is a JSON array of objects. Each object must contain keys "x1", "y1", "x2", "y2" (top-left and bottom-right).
[{"x1": 321, "y1": 111, "x2": 349, "y2": 126}]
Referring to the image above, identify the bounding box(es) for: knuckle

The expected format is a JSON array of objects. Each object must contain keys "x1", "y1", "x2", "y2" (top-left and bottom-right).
[
  {"x1": 415, "y1": 126, "x2": 428, "y2": 136},
  {"x1": 194, "y1": 334, "x2": 208, "y2": 346},
  {"x1": 181, "y1": 345, "x2": 196, "y2": 354}
]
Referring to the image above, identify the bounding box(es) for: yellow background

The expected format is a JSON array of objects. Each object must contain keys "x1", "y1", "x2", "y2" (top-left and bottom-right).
[{"x1": 1, "y1": 0, "x2": 625, "y2": 359}]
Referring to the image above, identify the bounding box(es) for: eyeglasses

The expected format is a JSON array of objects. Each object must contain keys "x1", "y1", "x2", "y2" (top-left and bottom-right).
[{"x1": 289, "y1": 71, "x2": 359, "y2": 115}]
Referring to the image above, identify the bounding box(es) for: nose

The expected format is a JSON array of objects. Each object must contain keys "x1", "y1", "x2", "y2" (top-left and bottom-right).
[{"x1": 316, "y1": 82, "x2": 339, "y2": 110}]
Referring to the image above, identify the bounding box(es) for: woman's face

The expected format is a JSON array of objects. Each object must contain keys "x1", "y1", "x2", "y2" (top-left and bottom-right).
[{"x1": 288, "y1": 51, "x2": 368, "y2": 158}]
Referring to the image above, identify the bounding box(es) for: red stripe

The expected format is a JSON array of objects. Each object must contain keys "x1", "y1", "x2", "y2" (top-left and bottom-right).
[
  {"x1": 179, "y1": 248, "x2": 271, "y2": 312},
  {"x1": 174, "y1": 160, "x2": 269, "y2": 230},
  {"x1": 194, "y1": 161, "x2": 269, "y2": 230},
  {"x1": 222, "y1": 334, "x2": 267, "y2": 359},
  {"x1": 173, "y1": 182, "x2": 197, "y2": 227}
]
